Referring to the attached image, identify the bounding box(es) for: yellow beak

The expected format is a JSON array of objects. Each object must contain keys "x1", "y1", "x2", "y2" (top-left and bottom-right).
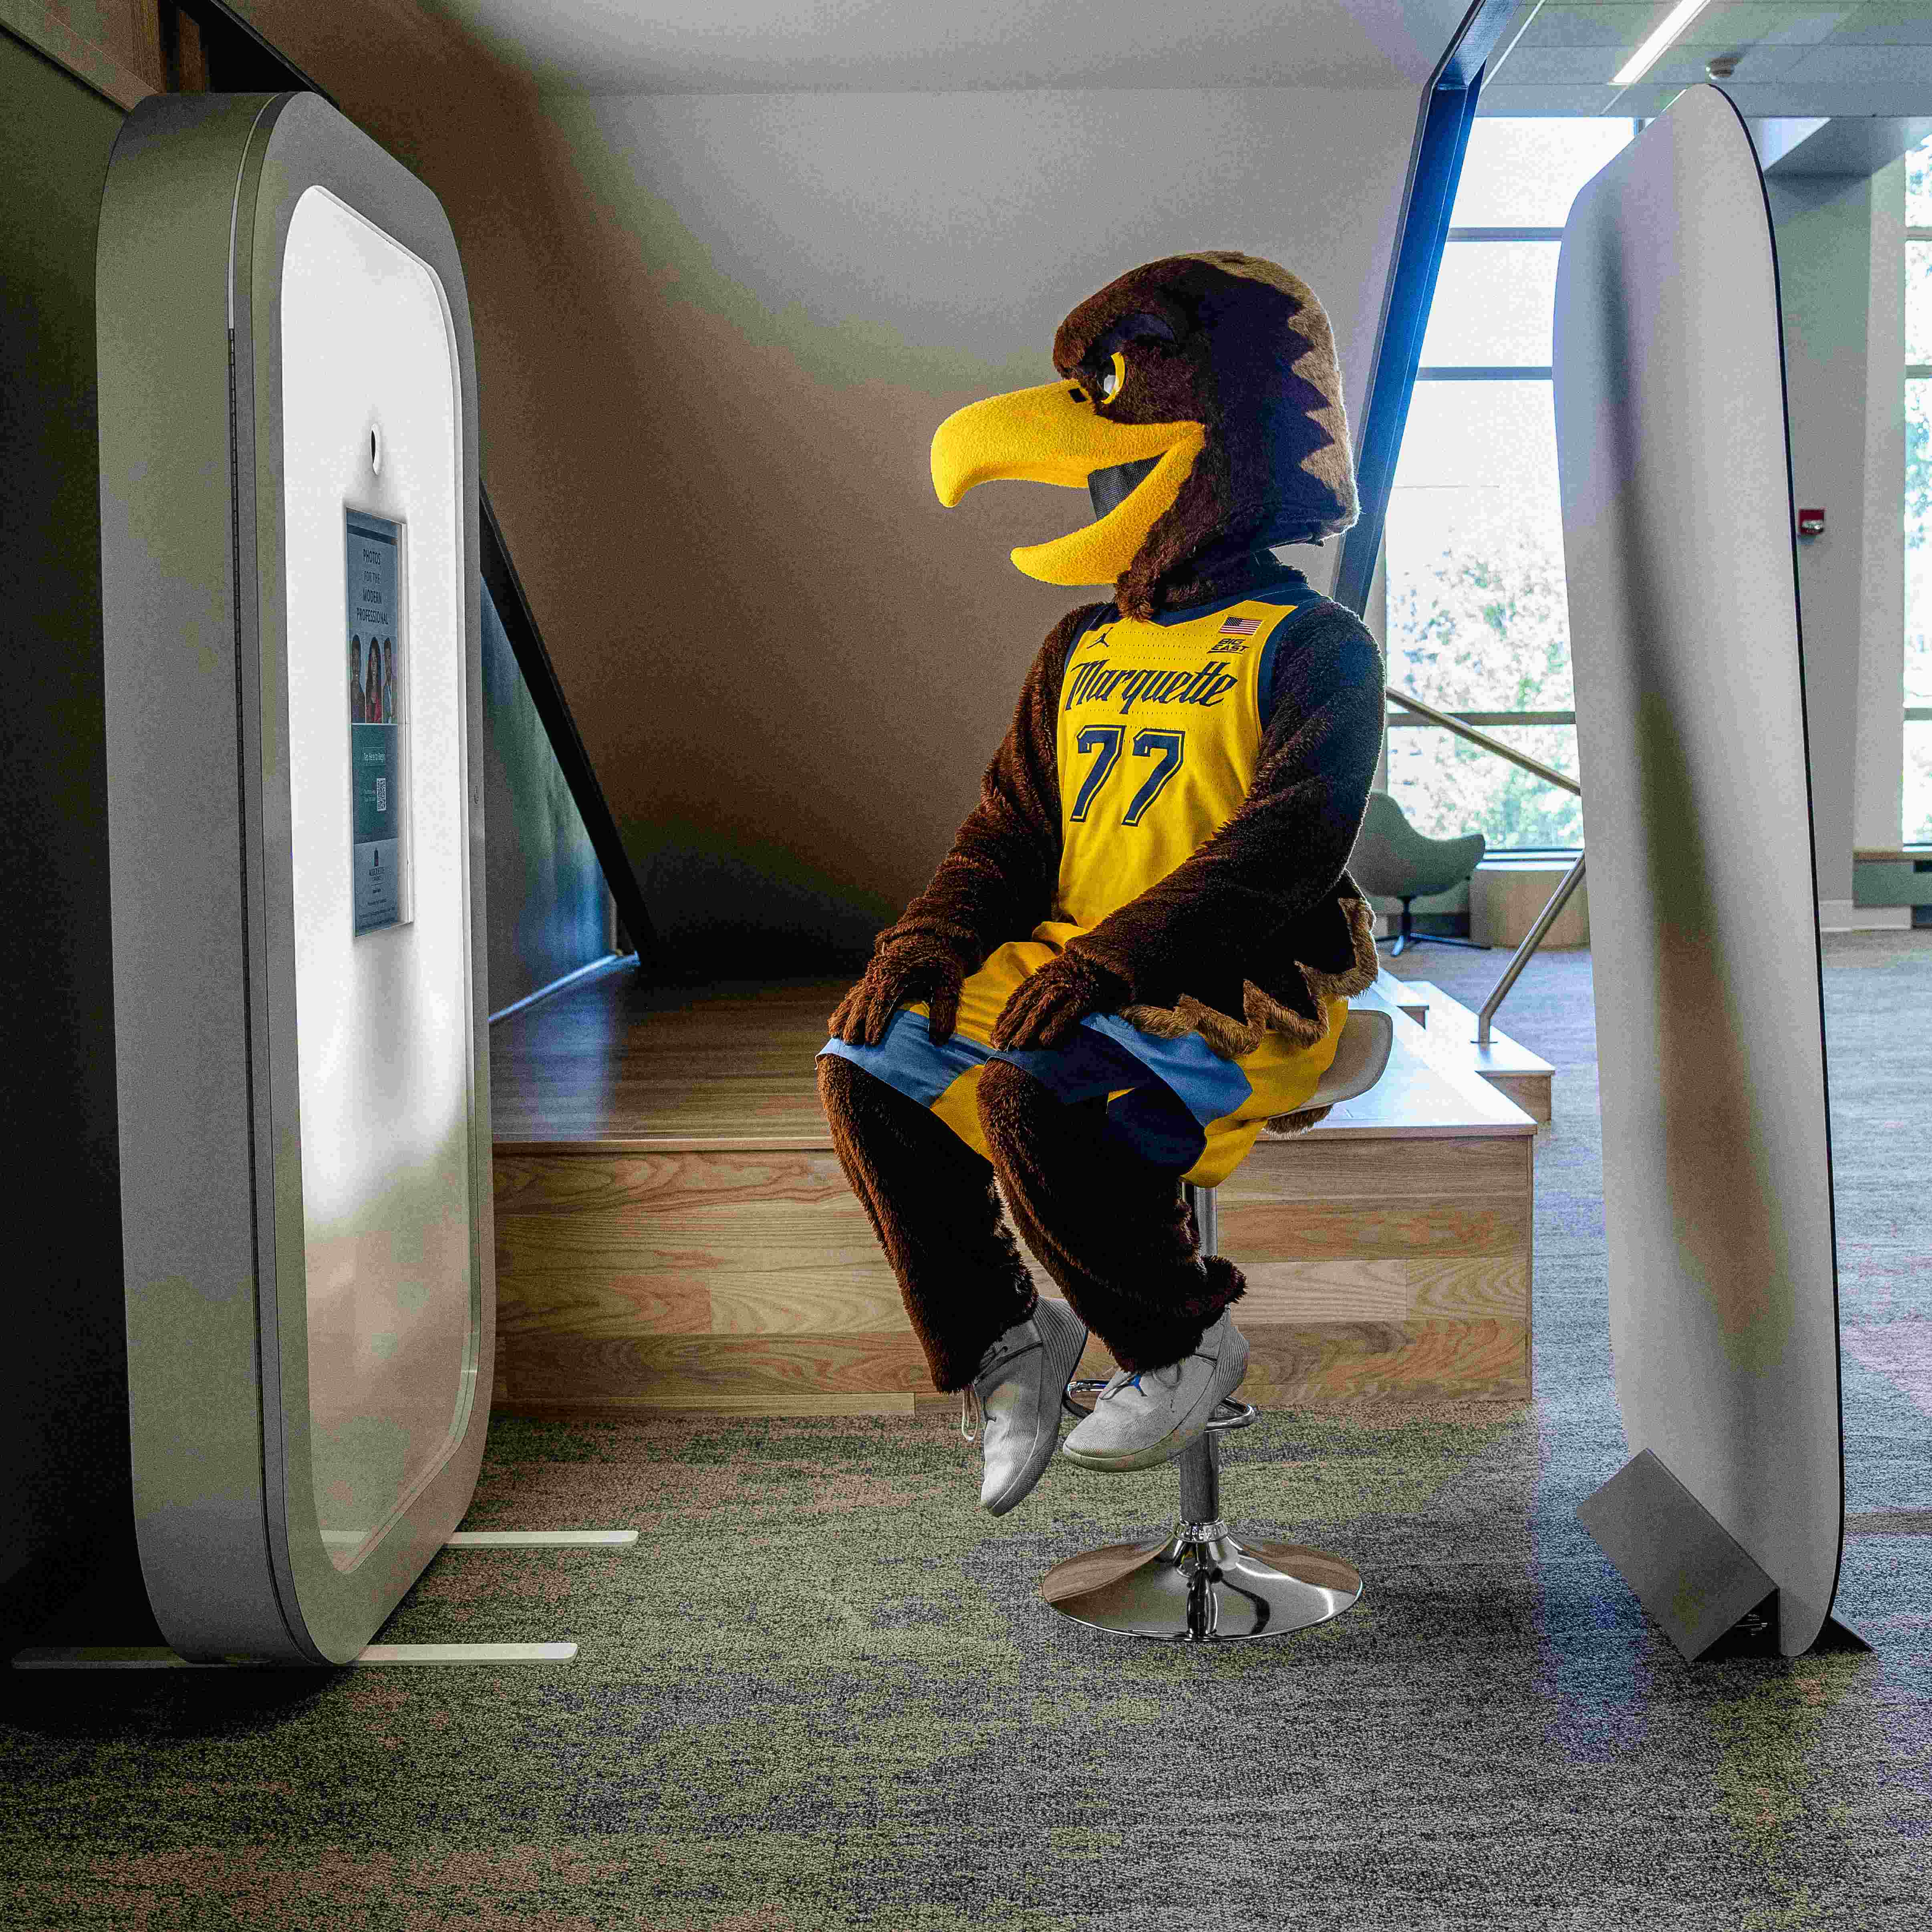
[{"x1": 929, "y1": 379, "x2": 1206, "y2": 586}]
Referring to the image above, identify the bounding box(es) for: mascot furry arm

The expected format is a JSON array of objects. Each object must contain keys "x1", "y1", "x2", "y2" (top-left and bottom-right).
[{"x1": 833, "y1": 251, "x2": 1384, "y2": 1066}]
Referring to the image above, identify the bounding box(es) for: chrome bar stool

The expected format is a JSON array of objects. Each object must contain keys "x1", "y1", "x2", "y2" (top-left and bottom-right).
[{"x1": 1041, "y1": 1007, "x2": 1395, "y2": 1644}]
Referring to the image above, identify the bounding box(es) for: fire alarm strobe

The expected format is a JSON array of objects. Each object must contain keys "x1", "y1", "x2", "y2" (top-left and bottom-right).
[{"x1": 1797, "y1": 508, "x2": 1825, "y2": 537}]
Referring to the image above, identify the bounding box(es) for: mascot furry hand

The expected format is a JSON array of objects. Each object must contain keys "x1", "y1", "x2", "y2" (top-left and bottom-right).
[{"x1": 830, "y1": 250, "x2": 1385, "y2": 1134}]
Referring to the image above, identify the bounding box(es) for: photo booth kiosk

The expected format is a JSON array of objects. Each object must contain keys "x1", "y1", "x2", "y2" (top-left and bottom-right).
[{"x1": 97, "y1": 93, "x2": 493, "y2": 1665}]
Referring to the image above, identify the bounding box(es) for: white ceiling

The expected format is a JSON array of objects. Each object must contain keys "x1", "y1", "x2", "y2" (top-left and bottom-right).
[
  {"x1": 422, "y1": 0, "x2": 1932, "y2": 115},
  {"x1": 420, "y1": 0, "x2": 1473, "y2": 95},
  {"x1": 1479, "y1": 1, "x2": 1932, "y2": 117}
]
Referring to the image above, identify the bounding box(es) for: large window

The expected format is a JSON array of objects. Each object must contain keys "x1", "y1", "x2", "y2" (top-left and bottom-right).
[
  {"x1": 1383, "y1": 119, "x2": 1636, "y2": 851},
  {"x1": 1906, "y1": 141, "x2": 1932, "y2": 842}
]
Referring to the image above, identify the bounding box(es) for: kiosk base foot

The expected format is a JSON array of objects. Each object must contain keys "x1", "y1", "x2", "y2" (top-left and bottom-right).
[
  {"x1": 1578, "y1": 1448, "x2": 1783, "y2": 1661},
  {"x1": 10, "y1": 1642, "x2": 578, "y2": 1670}
]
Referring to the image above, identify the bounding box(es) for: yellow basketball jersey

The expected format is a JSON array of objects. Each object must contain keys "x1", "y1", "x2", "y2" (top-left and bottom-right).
[{"x1": 1051, "y1": 590, "x2": 1308, "y2": 930}]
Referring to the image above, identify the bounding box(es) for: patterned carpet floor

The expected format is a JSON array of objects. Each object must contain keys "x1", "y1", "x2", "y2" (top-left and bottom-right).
[{"x1": 2, "y1": 937, "x2": 1928, "y2": 1930}]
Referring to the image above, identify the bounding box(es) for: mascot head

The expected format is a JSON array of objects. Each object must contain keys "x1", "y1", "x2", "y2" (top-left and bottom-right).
[{"x1": 931, "y1": 251, "x2": 1358, "y2": 620}]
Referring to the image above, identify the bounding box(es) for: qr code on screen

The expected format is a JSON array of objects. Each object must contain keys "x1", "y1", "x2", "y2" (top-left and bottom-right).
[{"x1": 377, "y1": 778, "x2": 387, "y2": 811}]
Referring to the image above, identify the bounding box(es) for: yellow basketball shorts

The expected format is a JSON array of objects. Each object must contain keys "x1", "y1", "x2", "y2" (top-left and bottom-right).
[{"x1": 818, "y1": 921, "x2": 1345, "y2": 1190}]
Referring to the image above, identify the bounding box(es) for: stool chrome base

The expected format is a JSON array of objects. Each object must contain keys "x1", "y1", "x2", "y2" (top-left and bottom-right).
[
  {"x1": 1043, "y1": 1374, "x2": 1364, "y2": 1644},
  {"x1": 1041, "y1": 1523, "x2": 1362, "y2": 1644}
]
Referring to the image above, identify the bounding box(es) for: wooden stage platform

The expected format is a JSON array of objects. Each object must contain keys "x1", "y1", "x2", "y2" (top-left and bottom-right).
[{"x1": 489, "y1": 963, "x2": 1538, "y2": 1418}]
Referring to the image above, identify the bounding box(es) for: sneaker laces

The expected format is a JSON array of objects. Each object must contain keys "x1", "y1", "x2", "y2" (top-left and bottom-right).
[
  {"x1": 1096, "y1": 1361, "x2": 1183, "y2": 1402},
  {"x1": 961, "y1": 1321, "x2": 1045, "y2": 1441}
]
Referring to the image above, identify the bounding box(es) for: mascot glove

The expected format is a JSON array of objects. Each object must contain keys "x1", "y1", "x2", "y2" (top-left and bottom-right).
[
  {"x1": 829, "y1": 931, "x2": 973, "y2": 1048},
  {"x1": 989, "y1": 950, "x2": 1130, "y2": 1052}
]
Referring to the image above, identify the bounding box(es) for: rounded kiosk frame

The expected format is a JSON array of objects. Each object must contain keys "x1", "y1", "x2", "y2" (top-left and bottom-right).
[{"x1": 97, "y1": 91, "x2": 492, "y2": 1666}]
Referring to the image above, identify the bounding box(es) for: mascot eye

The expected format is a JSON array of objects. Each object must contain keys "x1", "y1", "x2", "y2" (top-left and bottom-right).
[{"x1": 1098, "y1": 351, "x2": 1126, "y2": 403}]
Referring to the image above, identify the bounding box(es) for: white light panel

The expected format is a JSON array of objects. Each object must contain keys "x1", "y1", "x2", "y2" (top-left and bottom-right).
[{"x1": 279, "y1": 187, "x2": 474, "y2": 1569}]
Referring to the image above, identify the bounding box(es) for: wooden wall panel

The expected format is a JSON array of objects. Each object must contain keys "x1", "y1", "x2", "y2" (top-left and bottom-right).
[
  {"x1": 1, "y1": 0, "x2": 163, "y2": 108},
  {"x1": 494, "y1": 1132, "x2": 1533, "y2": 1416},
  {"x1": 1217, "y1": 1197, "x2": 1531, "y2": 1262},
  {"x1": 1240, "y1": 1319, "x2": 1531, "y2": 1404},
  {"x1": 1228, "y1": 1133, "x2": 1529, "y2": 1200},
  {"x1": 495, "y1": 1147, "x2": 852, "y2": 1215},
  {"x1": 507, "y1": 1330, "x2": 933, "y2": 1403},
  {"x1": 1232, "y1": 1255, "x2": 1529, "y2": 1324}
]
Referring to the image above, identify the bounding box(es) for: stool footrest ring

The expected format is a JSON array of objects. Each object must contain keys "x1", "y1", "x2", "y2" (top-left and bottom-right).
[{"x1": 1061, "y1": 1380, "x2": 1256, "y2": 1430}]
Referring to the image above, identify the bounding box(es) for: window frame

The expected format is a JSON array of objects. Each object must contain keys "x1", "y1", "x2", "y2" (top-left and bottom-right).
[
  {"x1": 1904, "y1": 217, "x2": 1932, "y2": 844},
  {"x1": 1383, "y1": 122, "x2": 1648, "y2": 856},
  {"x1": 1907, "y1": 218, "x2": 1932, "y2": 731},
  {"x1": 1389, "y1": 228, "x2": 1573, "y2": 852}
]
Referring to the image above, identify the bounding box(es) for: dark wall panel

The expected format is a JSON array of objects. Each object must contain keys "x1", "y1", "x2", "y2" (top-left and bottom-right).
[
  {"x1": 480, "y1": 578, "x2": 611, "y2": 1012},
  {"x1": 0, "y1": 31, "x2": 145, "y2": 1651}
]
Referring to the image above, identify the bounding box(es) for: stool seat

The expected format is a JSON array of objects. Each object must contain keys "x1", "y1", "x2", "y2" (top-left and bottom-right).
[
  {"x1": 1305, "y1": 1006, "x2": 1392, "y2": 1111},
  {"x1": 1038, "y1": 1009, "x2": 1388, "y2": 1645}
]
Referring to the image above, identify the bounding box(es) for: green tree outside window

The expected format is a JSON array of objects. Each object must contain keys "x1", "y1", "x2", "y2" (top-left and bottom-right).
[{"x1": 1384, "y1": 118, "x2": 1633, "y2": 852}]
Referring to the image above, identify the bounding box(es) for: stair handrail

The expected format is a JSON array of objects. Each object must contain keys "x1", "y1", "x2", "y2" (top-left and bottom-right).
[
  {"x1": 1383, "y1": 684, "x2": 1585, "y2": 1044},
  {"x1": 1384, "y1": 685, "x2": 1579, "y2": 795}
]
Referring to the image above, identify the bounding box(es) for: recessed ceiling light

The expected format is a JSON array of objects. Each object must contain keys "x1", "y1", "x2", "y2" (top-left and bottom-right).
[{"x1": 1612, "y1": 0, "x2": 1715, "y2": 88}]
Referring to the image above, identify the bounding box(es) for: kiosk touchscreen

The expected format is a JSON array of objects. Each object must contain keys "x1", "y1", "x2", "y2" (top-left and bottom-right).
[
  {"x1": 347, "y1": 510, "x2": 409, "y2": 937},
  {"x1": 97, "y1": 92, "x2": 492, "y2": 1664}
]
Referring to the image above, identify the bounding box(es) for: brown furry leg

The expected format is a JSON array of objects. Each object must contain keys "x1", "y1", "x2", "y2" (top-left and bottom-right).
[
  {"x1": 816, "y1": 1055, "x2": 1039, "y2": 1391},
  {"x1": 975, "y1": 1058, "x2": 1244, "y2": 1374}
]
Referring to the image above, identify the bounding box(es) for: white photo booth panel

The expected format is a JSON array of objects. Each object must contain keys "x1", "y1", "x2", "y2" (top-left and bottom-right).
[
  {"x1": 98, "y1": 93, "x2": 492, "y2": 1665},
  {"x1": 282, "y1": 189, "x2": 472, "y2": 1569},
  {"x1": 1552, "y1": 86, "x2": 1842, "y2": 1656}
]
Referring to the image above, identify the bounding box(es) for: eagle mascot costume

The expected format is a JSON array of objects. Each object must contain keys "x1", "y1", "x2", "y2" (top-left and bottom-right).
[{"x1": 818, "y1": 251, "x2": 1384, "y2": 1513}]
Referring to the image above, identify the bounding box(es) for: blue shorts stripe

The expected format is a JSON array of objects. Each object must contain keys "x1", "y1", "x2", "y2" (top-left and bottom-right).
[
  {"x1": 816, "y1": 1006, "x2": 985, "y2": 1107},
  {"x1": 1079, "y1": 1012, "x2": 1253, "y2": 1125},
  {"x1": 817, "y1": 1006, "x2": 1255, "y2": 1174}
]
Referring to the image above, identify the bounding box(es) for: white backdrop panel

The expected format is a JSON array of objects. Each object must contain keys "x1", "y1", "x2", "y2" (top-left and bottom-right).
[
  {"x1": 280, "y1": 186, "x2": 474, "y2": 1570},
  {"x1": 1552, "y1": 85, "x2": 1842, "y2": 1656}
]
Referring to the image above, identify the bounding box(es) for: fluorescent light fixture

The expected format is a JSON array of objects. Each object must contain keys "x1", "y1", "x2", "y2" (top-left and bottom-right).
[{"x1": 1611, "y1": 0, "x2": 1713, "y2": 88}]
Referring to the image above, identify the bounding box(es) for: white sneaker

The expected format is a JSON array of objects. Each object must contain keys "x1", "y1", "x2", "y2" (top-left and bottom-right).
[
  {"x1": 1060, "y1": 1311, "x2": 1249, "y2": 1472},
  {"x1": 963, "y1": 1299, "x2": 1090, "y2": 1515}
]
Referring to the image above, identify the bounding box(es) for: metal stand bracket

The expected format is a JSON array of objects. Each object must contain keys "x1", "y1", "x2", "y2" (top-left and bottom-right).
[
  {"x1": 8, "y1": 1530, "x2": 632, "y2": 1669},
  {"x1": 1577, "y1": 1448, "x2": 1783, "y2": 1660},
  {"x1": 12, "y1": 1643, "x2": 577, "y2": 1669}
]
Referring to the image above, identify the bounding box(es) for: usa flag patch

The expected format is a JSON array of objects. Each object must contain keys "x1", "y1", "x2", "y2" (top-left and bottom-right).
[{"x1": 1219, "y1": 616, "x2": 1261, "y2": 635}]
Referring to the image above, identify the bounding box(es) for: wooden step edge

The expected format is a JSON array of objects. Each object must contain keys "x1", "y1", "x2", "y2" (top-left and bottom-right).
[
  {"x1": 1299, "y1": 1114, "x2": 1535, "y2": 1140},
  {"x1": 1362, "y1": 983, "x2": 1551, "y2": 1127},
  {"x1": 1481, "y1": 1076, "x2": 1551, "y2": 1125},
  {"x1": 1374, "y1": 968, "x2": 1434, "y2": 1027},
  {"x1": 494, "y1": 1135, "x2": 836, "y2": 1156},
  {"x1": 1344, "y1": 985, "x2": 1539, "y2": 1137},
  {"x1": 492, "y1": 1002, "x2": 1537, "y2": 1155},
  {"x1": 1366, "y1": 980, "x2": 1553, "y2": 1078},
  {"x1": 1419, "y1": 1007, "x2": 1553, "y2": 1080},
  {"x1": 493, "y1": 1115, "x2": 1539, "y2": 1155},
  {"x1": 1349, "y1": 982, "x2": 1530, "y2": 1086}
]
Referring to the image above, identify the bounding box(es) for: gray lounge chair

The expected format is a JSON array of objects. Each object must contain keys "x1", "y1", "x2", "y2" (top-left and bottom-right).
[{"x1": 1348, "y1": 789, "x2": 1488, "y2": 956}]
